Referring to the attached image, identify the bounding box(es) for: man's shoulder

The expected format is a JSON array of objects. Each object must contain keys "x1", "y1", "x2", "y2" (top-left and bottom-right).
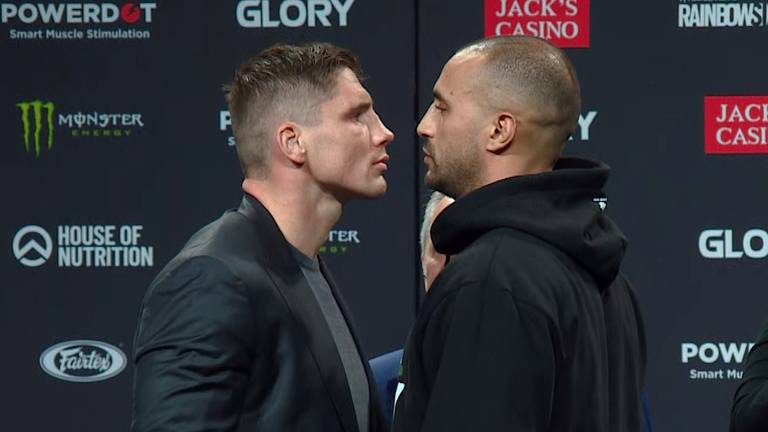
[
  {"x1": 148, "y1": 209, "x2": 280, "y2": 297},
  {"x1": 180, "y1": 209, "x2": 256, "y2": 257},
  {"x1": 442, "y1": 227, "x2": 588, "y2": 310},
  {"x1": 454, "y1": 227, "x2": 568, "y2": 273}
]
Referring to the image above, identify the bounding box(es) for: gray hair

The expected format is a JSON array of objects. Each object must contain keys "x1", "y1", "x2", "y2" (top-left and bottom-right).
[{"x1": 420, "y1": 190, "x2": 447, "y2": 257}]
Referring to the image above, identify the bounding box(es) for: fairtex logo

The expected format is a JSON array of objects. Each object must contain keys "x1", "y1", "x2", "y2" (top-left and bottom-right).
[
  {"x1": 15, "y1": 100, "x2": 145, "y2": 157},
  {"x1": 484, "y1": 0, "x2": 589, "y2": 48},
  {"x1": 236, "y1": 0, "x2": 354, "y2": 28},
  {"x1": 40, "y1": 340, "x2": 127, "y2": 383},
  {"x1": 678, "y1": 1, "x2": 767, "y2": 28},
  {"x1": 2, "y1": 2, "x2": 156, "y2": 40},
  {"x1": 705, "y1": 96, "x2": 768, "y2": 153}
]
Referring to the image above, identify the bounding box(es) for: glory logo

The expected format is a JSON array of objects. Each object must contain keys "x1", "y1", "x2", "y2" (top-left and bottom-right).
[{"x1": 236, "y1": 0, "x2": 355, "y2": 28}]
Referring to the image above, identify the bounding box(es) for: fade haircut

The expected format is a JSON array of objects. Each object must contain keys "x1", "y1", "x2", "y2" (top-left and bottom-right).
[
  {"x1": 224, "y1": 42, "x2": 360, "y2": 178},
  {"x1": 458, "y1": 36, "x2": 581, "y2": 145}
]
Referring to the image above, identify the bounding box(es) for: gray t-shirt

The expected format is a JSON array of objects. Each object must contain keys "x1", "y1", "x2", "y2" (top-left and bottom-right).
[{"x1": 290, "y1": 246, "x2": 370, "y2": 432}]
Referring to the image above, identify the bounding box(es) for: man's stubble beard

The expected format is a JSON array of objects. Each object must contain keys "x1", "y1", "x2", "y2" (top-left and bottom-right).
[{"x1": 426, "y1": 143, "x2": 481, "y2": 199}]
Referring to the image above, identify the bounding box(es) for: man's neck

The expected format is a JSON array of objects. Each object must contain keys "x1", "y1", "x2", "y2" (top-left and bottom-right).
[
  {"x1": 243, "y1": 177, "x2": 341, "y2": 258},
  {"x1": 478, "y1": 151, "x2": 555, "y2": 190}
]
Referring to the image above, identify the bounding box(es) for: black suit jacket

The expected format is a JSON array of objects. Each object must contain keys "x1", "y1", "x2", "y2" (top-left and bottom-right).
[
  {"x1": 131, "y1": 194, "x2": 386, "y2": 432},
  {"x1": 732, "y1": 320, "x2": 768, "y2": 432}
]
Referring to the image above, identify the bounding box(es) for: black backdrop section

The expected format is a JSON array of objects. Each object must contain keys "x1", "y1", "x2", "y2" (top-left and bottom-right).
[
  {"x1": 417, "y1": 1, "x2": 768, "y2": 431},
  {"x1": 3, "y1": 1, "x2": 768, "y2": 430},
  {"x1": 1, "y1": 1, "x2": 415, "y2": 430}
]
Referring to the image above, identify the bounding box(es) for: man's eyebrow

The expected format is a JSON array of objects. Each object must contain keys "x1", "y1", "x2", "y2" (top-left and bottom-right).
[
  {"x1": 433, "y1": 89, "x2": 446, "y2": 102},
  {"x1": 347, "y1": 99, "x2": 372, "y2": 114}
]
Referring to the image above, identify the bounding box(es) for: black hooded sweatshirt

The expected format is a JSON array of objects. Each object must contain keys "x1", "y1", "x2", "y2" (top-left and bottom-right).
[{"x1": 393, "y1": 158, "x2": 646, "y2": 432}]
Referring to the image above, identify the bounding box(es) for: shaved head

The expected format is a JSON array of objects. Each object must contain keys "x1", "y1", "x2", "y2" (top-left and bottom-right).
[{"x1": 457, "y1": 36, "x2": 581, "y2": 146}]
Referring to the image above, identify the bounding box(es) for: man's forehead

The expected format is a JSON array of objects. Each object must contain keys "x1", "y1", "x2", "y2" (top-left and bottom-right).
[
  {"x1": 436, "y1": 54, "x2": 484, "y2": 97},
  {"x1": 326, "y1": 68, "x2": 372, "y2": 110},
  {"x1": 336, "y1": 69, "x2": 370, "y2": 97}
]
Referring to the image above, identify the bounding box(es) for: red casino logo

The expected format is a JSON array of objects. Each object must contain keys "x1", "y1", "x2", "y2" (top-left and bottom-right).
[
  {"x1": 484, "y1": 0, "x2": 590, "y2": 48},
  {"x1": 705, "y1": 96, "x2": 768, "y2": 154}
]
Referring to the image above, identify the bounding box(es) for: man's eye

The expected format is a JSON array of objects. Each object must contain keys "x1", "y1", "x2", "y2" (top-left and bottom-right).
[{"x1": 434, "y1": 104, "x2": 446, "y2": 112}]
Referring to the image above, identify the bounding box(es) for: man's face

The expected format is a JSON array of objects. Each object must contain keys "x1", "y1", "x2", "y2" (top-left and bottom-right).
[
  {"x1": 304, "y1": 68, "x2": 394, "y2": 203},
  {"x1": 418, "y1": 53, "x2": 486, "y2": 198}
]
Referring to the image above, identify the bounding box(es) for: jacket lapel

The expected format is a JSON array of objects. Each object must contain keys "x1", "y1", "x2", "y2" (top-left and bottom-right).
[
  {"x1": 237, "y1": 195, "x2": 359, "y2": 432},
  {"x1": 320, "y1": 258, "x2": 387, "y2": 432}
]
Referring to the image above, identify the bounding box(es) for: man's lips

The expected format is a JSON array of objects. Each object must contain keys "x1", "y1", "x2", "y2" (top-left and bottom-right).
[
  {"x1": 374, "y1": 154, "x2": 389, "y2": 171},
  {"x1": 422, "y1": 147, "x2": 433, "y2": 164}
]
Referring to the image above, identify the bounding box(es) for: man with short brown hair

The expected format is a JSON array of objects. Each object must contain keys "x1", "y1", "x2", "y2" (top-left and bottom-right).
[
  {"x1": 394, "y1": 36, "x2": 645, "y2": 432},
  {"x1": 132, "y1": 42, "x2": 394, "y2": 432}
]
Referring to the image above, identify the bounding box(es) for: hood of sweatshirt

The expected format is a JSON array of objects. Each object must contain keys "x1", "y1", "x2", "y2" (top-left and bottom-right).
[{"x1": 431, "y1": 157, "x2": 627, "y2": 290}]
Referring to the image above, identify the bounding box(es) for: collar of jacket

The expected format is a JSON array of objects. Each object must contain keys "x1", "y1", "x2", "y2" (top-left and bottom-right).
[{"x1": 235, "y1": 193, "x2": 385, "y2": 432}]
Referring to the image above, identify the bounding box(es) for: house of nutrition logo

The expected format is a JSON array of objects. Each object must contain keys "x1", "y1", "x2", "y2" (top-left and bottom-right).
[
  {"x1": 17, "y1": 100, "x2": 55, "y2": 157},
  {"x1": 484, "y1": 0, "x2": 590, "y2": 48},
  {"x1": 12, "y1": 224, "x2": 154, "y2": 268},
  {"x1": 15, "y1": 99, "x2": 145, "y2": 157},
  {"x1": 13, "y1": 225, "x2": 53, "y2": 267}
]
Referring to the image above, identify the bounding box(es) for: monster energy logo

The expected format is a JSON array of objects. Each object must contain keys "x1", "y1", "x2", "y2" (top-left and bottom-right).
[{"x1": 17, "y1": 100, "x2": 55, "y2": 157}]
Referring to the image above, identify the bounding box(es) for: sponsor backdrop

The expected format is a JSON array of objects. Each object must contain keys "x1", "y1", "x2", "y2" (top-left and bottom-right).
[{"x1": 1, "y1": 1, "x2": 765, "y2": 431}]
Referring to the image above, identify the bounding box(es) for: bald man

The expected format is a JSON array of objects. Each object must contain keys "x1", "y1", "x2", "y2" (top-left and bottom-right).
[{"x1": 393, "y1": 36, "x2": 646, "y2": 432}]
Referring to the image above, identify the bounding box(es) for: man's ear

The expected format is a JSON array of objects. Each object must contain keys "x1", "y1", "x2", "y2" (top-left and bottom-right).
[
  {"x1": 486, "y1": 112, "x2": 517, "y2": 153},
  {"x1": 276, "y1": 123, "x2": 306, "y2": 164}
]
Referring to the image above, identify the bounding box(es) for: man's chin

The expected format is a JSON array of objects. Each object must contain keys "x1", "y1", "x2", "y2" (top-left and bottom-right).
[
  {"x1": 367, "y1": 181, "x2": 387, "y2": 199},
  {"x1": 345, "y1": 181, "x2": 388, "y2": 202},
  {"x1": 424, "y1": 172, "x2": 439, "y2": 189}
]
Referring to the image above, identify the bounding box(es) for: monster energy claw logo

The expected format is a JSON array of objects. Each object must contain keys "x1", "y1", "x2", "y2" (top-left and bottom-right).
[{"x1": 17, "y1": 100, "x2": 55, "y2": 157}]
